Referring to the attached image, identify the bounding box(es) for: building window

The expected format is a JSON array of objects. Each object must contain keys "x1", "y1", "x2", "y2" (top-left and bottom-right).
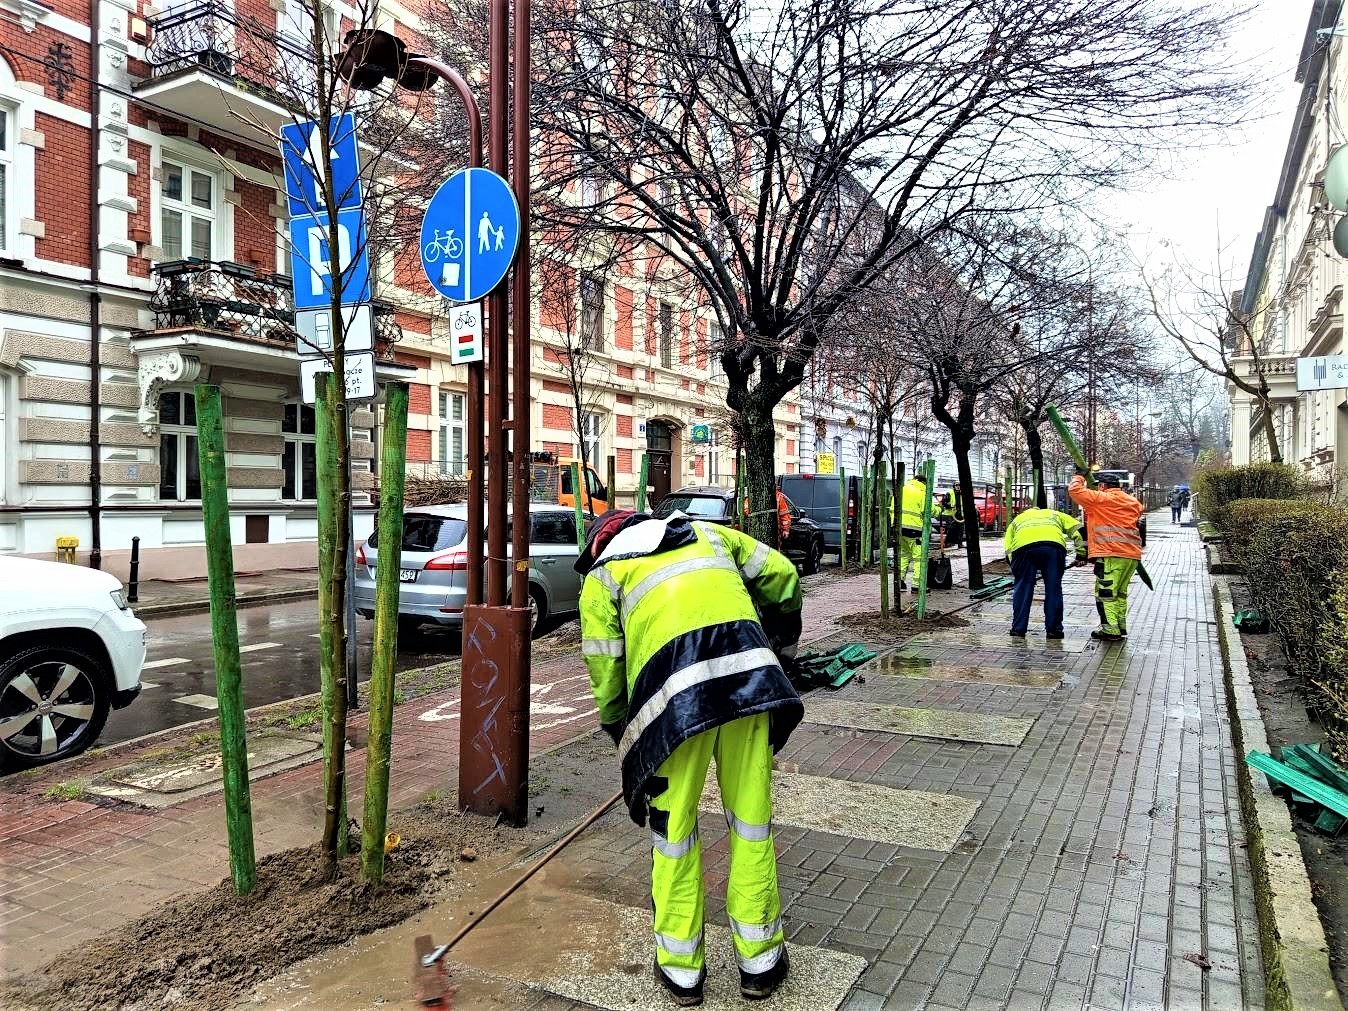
[
  {"x1": 282, "y1": 401, "x2": 317, "y2": 500},
  {"x1": 439, "y1": 391, "x2": 466, "y2": 475},
  {"x1": 161, "y1": 159, "x2": 217, "y2": 261},
  {"x1": 659, "y1": 302, "x2": 674, "y2": 368},
  {"x1": 833, "y1": 435, "x2": 842, "y2": 463},
  {"x1": 579, "y1": 411, "x2": 602, "y2": 468},
  {"x1": 580, "y1": 273, "x2": 605, "y2": 351},
  {"x1": 158, "y1": 391, "x2": 201, "y2": 502},
  {"x1": 0, "y1": 106, "x2": 11, "y2": 255},
  {"x1": 708, "y1": 428, "x2": 722, "y2": 484}
]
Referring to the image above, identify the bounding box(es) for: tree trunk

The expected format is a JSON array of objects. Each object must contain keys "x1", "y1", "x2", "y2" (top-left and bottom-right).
[
  {"x1": 953, "y1": 437, "x2": 983, "y2": 590},
  {"x1": 1023, "y1": 420, "x2": 1046, "y2": 507},
  {"x1": 740, "y1": 397, "x2": 779, "y2": 547},
  {"x1": 1258, "y1": 392, "x2": 1283, "y2": 464}
]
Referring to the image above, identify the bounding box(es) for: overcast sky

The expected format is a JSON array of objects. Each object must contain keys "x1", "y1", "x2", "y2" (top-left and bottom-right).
[{"x1": 1118, "y1": 2, "x2": 1308, "y2": 279}]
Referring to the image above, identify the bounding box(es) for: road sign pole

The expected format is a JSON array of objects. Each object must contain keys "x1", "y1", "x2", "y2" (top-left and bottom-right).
[{"x1": 193, "y1": 384, "x2": 256, "y2": 896}]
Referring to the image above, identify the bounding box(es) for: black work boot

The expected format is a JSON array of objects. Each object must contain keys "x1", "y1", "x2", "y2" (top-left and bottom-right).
[
  {"x1": 740, "y1": 948, "x2": 789, "y2": 1000},
  {"x1": 654, "y1": 960, "x2": 705, "y2": 1007}
]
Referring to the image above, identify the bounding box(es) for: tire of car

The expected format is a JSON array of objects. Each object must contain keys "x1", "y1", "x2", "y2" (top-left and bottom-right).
[
  {"x1": 529, "y1": 586, "x2": 547, "y2": 638},
  {"x1": 803, "y1": 537, "x2": 823, "y2": 575},
  {"x1": 0, "y1": 643, "x2": 111, "y2": 771},
  {"x1": 397, "y1": 616, "x2": 423, "y2": 638}
]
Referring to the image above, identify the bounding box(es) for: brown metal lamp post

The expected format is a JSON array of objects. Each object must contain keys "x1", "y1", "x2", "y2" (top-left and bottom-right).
[{"x1": 337, "y1": 11, "x2": 534, "y2": 825}]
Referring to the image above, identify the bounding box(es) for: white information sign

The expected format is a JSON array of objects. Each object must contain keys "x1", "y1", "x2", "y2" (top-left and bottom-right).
[
  {"x1": 294, "y1": 304, "x2": 373, "y2": 357},
  {"x1": 300, "y1": 351, "x2": 376, "y2": 404},
  {"x1": 1296, "y1": 355, "x2": 1348, "y2": 392},
  {"x1": 449, "y1": 302, "x2": 484, "y2": 364}
]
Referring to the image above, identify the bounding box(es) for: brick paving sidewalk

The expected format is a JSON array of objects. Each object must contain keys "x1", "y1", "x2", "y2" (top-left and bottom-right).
[
  {"x1": 0, "y1": 553, "x2": 957, "y2": 981},
  {"x1": 505, "y1": 521, "x2": 1266, "y2": 1010}
]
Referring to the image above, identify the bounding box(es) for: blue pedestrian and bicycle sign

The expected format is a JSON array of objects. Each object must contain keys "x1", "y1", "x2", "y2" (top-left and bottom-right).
[{"x1": 420, "y1": 167, "x2": 520, "y2": 303}]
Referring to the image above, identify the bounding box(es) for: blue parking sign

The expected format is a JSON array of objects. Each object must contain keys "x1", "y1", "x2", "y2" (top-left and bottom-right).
[
  {"x1": 280, "y1": 114, "x2": 362, "y2": 216},
  {"x1": 289, "y1": 209, "x2": 371, "y2": 310},
  {"x1": 419, "y1": 168, "x2": 520, "y2": 303}
]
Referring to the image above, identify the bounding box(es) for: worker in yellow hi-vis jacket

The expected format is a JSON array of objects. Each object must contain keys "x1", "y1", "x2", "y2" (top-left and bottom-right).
[{"x1": 576, "y1": 509, "x2": 803, "y2": 1006}]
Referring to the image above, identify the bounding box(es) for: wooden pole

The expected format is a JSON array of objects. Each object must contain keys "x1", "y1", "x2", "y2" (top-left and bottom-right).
[
  {"x1": 1003, "y1": 464, "x2": 1013, "y2": 528},
  {"x1": 916, "y1": 459, "x2": 937, "y2": 620},
  {"x1": 362, "y1": 382, "x2": 408, "y2": 884},
  {"x1": 893, "y1": 462, "x2": 905, "y2": 605},
  {"x1": 838, "y1": 466, "x2": 847, "y2": 568},
  {"x1": 877, "y1": 460, "x2": 889, "y2": 617},
  {"x1": 315, "y1": 374, "x2": 348, "y2": 858},
  {"x1": 571, "y1": 461, "x2": 585, "y2": 551},
  {"x1": 606, "y1": 454, "x2": 616, "y2": 513},
  {"x1": 637, "y1": 453, "x2": 649, "y2": 512},
  {"x1": 860, "y1": 464, "x2": 872, "y2": 564},
  {"x1": 193, "y1": 384, "x2": 256, "y2": 895},
  {"x1": 732, "y1": 450, "x2": 742, "y2": 527},
  {"x1": 1034, "y1": 467, "x2": 1045, "y2": 509}
]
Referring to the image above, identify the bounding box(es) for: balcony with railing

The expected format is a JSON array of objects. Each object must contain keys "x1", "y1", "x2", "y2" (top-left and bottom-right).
[
  {"x1": 137, "y1": 2, "x2": 314, "y2": 142},
  {"x1": 131, "y1": 259, "x2": 409, "y2": 433}
]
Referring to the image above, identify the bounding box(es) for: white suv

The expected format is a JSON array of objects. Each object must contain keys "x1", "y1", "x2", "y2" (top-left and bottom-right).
[{"x1": 0, "y1": 557, "x2": 147, "y2": 770}]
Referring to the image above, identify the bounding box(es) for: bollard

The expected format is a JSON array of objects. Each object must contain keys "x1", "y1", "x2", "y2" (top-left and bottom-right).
[{"x1": 128, "y1": 536, "x2": 141, "y2": 603}]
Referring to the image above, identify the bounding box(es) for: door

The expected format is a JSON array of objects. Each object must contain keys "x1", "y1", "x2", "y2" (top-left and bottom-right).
[
  {"x1": 647, "y1": 421, "x2": 673, "y2": 504},
  {"x1": 530, "y1": 510, "x2": 582, "y2": 612}
]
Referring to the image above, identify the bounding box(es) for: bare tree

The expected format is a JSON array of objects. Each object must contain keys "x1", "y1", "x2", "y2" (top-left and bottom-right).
[
  {"x1": 1142, "y1": 255, "x2": 1283, "y2": 463},
  {"x1": 524, "y1": 0, "x2": 1254, "y2": 542}
]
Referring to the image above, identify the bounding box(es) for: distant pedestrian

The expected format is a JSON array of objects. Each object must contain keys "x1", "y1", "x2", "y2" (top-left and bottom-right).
[
  {"x1": 1167, "y1": 486, "x2": 1184, "y2": 524},
  {"x1": 1004, "y1": 507, "x2": 1085, "y2": 640}
]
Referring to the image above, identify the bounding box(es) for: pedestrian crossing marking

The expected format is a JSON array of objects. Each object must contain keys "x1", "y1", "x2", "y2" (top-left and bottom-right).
[
  {"x1": 142, "y1": 657, "x2": 190, "y2": 670},
  {"x1": 172, "y1": 694, "x2": 219, "y2": 710},
  {"x1": 701, "y1": 770, "x2": 977, "y2": 852},
  {"x1": 805, "y1": 697, "x2": 1033, "y2": 746}
]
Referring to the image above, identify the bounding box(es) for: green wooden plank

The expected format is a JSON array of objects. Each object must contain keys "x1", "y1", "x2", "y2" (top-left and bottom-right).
[
  {"x1": 1247, "y1": 752, "x2": 1348, "y2": 817},
  {"x1": 1314, "y1": 808, "x2": 1347, "y2": 835},
  {"x1": 1289, "y1": 744, "x2": 1348, "y2": 794}
]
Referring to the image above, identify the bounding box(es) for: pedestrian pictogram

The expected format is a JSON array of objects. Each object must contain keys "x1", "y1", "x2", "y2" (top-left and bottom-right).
[{"x1": 420, "y1": 167, "x2": 520, "y2": 303}]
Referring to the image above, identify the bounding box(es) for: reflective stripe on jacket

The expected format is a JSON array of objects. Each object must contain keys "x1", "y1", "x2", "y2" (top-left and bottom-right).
[
  {"x1": 578, "y1": 516, "x2": 804, "y2": 822},
  {"x1": 1067, "y1": 475, "x2": 1145, "y2": 560},
  {"x1": 1003, "y1": 507, "x2": 1085, "y2": 561}
]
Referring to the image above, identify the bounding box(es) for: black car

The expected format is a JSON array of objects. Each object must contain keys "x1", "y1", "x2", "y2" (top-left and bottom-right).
[{"x1": 652, "y1": 485, "x2": 827, "y2": 574}]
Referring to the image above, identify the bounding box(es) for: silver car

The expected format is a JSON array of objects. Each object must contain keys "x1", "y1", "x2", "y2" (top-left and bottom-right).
[{"x1": 353, "y1": 503, "x2": 584, "y2": 636}]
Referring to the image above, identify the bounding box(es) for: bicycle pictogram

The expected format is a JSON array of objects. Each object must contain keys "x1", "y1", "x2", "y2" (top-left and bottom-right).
[{"x1": 422, "y1": 229, "x2": 464, "y2": 263}]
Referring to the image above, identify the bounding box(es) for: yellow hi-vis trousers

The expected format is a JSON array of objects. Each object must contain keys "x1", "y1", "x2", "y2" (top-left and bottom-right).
[
  {"x1": 1093, "y1": 557, "x2": 1139, "y2": 635},
  {"x1": 898, "y1": 530, "x2": 922, "y2": 586},
  {"x1": 647, "y1": 712, "x2": 784, "y2": 988}
]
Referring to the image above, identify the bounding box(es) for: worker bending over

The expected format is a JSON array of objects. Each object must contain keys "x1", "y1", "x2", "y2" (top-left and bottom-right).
[
  {"x1": 1003, "y1": 506, "x2": 1085, "y2": 640},
  {"x1": 576, "y1": 509, "x2": 803, "y2": 1005},
  {"x1": 1068, "y1": 471, "x2": 1145, "y2": 641}
]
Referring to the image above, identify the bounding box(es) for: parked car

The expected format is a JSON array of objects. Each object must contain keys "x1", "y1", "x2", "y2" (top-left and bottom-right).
[
  {"x1": 651, "y1": 486, "x2": 827, "y2": 574},
  {"x1": 354, "y1": 503, "x2": 584, "y2": 637},
  {"x1": 0, "y1": 557, "x2": 146, "y2": 770},
  {"x1": 777, "y1": 474, "x2": 858, "y2": 561}
]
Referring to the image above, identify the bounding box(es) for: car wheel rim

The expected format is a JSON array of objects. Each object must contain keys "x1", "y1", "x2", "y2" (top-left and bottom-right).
[{"x1": 0, "y1": 661, "x2": 98, "y2": 760}]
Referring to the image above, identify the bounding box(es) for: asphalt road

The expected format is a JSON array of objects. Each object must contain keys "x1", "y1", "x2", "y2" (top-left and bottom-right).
[{"x1": 100, "y1": 599, "x2": 479, "y2": 746}]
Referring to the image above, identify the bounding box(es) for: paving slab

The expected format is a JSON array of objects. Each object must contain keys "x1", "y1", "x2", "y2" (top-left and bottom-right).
[
  {"x1": 906, "y1": 631, "x2": 1093, "y2": 651},
  {"x1": 701, "y1": 770, "x2": 978, "y2": 852},
  {"x1": 456, "y1": 899, "x2": 867, "y2": 1011},
  {"x1": 863, "y1": 653, "x2": 1062, "y2": 688},
  {"x1": 804, "y1": 697, "x2": 1033, "y2": 746}
]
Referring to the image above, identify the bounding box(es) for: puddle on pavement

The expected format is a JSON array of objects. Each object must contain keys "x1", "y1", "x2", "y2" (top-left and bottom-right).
[{"x1": 864, "y1": 653, "x2": 1061, "y2": 688}]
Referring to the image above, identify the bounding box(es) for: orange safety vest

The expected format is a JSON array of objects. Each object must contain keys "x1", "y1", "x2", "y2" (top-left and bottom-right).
[
  {"x1": 742, "y1": 489, "x2": 792, "y2": 541},
  {"x1": 1067, "y1": 475, "x2": 1144, "y2": 560}
]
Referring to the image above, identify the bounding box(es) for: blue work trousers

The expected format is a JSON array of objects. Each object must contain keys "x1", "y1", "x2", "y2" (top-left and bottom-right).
[{"x1": 1010, "y1": 542, "x2": 1066, "y2": 636}]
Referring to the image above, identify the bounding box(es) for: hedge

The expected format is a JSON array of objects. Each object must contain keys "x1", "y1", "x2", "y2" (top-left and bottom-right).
[
  {"x1": 1195, "y1": 463, "x2": 1308, "y2": 531},
  {"x1": 1226, "y1": 498, "x2": 1348, "y2": 761}
]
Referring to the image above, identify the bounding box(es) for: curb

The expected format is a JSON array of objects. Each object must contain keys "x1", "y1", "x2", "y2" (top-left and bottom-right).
[
  {"x1": 1206, "y1": 542, "x2": 1240, "y2": 576},
  {"x1": 1212, "y1": 578, "x2": 1340, "y2": 1011},
  {"x1": 132, "y1": 586, "x2": 317, "y2": 619}
]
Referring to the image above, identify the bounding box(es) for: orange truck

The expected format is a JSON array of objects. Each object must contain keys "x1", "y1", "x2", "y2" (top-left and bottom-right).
[{"x1": 528, "y1": 452, "x2": 611, "y2": 515}]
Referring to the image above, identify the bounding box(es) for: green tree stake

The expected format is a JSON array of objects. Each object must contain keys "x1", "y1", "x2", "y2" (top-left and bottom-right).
[
  {"x1": 571, "y1": 461, "x2": 586, "y2": 551},
  {"x1": 860, "y1": 464, "x2": 873, "y2": 564},
  {"x1": 1034, "y1": 467, "x2": 1045, "y2": 509},
  {"x1": 1003, "y1": 464, "x2": 1013, "y2": 529},
  {"x1": 606, "y1": 455, "x2": 616, "y2": 512},
  {"x1": 838, "y1": 466, "x2": 847, "y2": 568},
  {"x1": 916, "y1": 459, "x2": 937, "y2": 620},
  {"x1": 732, "y1": 450, "x2": 743, "y2": 527},
  {"x1": 314, "y1": 374, "x2": 347, "y2": 858},
  {"x1": 362, "y1": 382, "x2": 408, "y2": 884},
  {"x1": 893, "y1": 462, "x2": 906, "y2": 607},
  {"x1": 193, "y1": 384, "x2": 256, "y2": 896},
  {"x1": 877, "y1": 460, "x2": 890, "y2": 617},
  {"x1": 637, "y1": 453, "x2": 649, "y2": 512}
]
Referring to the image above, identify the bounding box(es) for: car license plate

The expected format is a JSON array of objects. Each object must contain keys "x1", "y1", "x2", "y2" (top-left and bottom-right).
[{"x1": 400, "y1": 568, "x2": 418, "y2": 583}]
